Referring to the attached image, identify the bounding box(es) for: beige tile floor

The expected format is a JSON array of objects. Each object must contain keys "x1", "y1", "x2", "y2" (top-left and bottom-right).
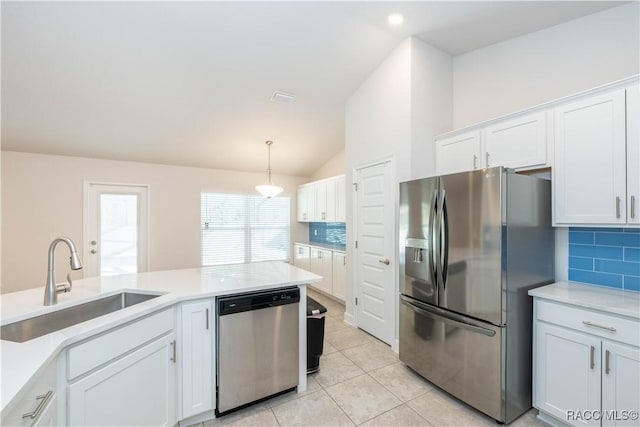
[{"x1": 201, "y1": 290, "x2": 547, "y2": 427}]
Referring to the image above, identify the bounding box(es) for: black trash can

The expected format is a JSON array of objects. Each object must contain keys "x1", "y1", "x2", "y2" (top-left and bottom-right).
[{"x1": 306, "y1": 296, "x2": 327, "y2": 374}]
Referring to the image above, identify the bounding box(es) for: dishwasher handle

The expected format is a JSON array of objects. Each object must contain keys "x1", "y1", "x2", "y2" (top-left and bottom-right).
[{"x1": 218, "y1": 287, "x2": 300, "y2": 316}]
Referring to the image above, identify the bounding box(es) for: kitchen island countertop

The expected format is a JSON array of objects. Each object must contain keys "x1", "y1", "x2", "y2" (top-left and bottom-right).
[{"x1": 0, "y1": 261, "x2": 321, "y2": 413}]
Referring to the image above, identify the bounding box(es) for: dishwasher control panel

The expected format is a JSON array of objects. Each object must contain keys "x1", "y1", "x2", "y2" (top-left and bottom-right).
[{"x1": 218, "y1": 287, "x2": 300, "y2": 315}]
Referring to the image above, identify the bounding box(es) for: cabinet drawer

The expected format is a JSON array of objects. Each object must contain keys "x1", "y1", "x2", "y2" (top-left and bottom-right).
[
  {"x1": 536, "y1": 299, "x2": 639, "y2": 347},
  {"x1": 68, "y1": 308, "x2": 174, "y2": 380},
  {"x1": 1, "y1": 360, "x2": 57, "y2": 426}
]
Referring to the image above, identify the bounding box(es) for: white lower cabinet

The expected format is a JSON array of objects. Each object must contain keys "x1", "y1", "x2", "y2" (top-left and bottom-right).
[
  {"x1": 67, "y1": 309, "x2": 177, "y2": 426},
  {"x1": 180, "y1": 299, "x2": 214, "y2": 420},
  {"x1": 68, "y1": 333, "x2": 176, "y2": 426},
  {"x1": 332, "y1": 251, "x2": 347, "y2": 301},
  {"x1": 293, "y1": 243, "x2": 310, "y2": 271},
  {"x1": 533, "y1": 299, "x2": 640, "y2": 427},
  {"x1": 309, "y1": 247, "x2": 333, "y2": 295},
  {"x1": 1, "y1": 359, "x2": 58, "y2": 427}
]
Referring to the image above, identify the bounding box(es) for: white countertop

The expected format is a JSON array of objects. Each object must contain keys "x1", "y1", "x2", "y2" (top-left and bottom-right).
[
  {"x1": 529, "y1": 281, "x2": 640, "y2": 320},
  {"x1": 0, "y1": 261, "x2": 321, "y2": 412}
]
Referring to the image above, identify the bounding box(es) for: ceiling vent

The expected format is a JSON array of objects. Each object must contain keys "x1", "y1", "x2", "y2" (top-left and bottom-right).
[{"x1": 271, "y1": 91, "x2": 297, "y2": 104}]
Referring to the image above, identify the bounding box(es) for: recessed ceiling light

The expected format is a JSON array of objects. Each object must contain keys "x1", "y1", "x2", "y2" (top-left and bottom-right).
[
  {"x1": 387, "y1": 13, "x2": 404, "y2": 26},
  {"x1": 271, "y1": 90, "x2": 296, "y2": 104}
]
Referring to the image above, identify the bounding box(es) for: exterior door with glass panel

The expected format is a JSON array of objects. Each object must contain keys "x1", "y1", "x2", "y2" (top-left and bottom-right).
[{"x1": 85, "y1": 183, "x2": 149, "y2": 277}]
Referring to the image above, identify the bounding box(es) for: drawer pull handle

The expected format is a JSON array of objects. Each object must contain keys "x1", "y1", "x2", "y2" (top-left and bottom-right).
[
  {"x1": 206, "y1": 308, "x2": 209, "y2": 330},
  {"x1": 22, "y1": 390, "x2": 53, "y2": 420},
  {"x1": 589, "y1": 345, "x2": 595, "y2": 370},
  {"x1": 605, "y1": 349, "x2": 611, "y2": 375},
  {"x1": 616, "y1": 196, "x2": 621, "y2": 219},
  {"x1": 582, "y1": 321, "x2": 617, "y2": 332}
]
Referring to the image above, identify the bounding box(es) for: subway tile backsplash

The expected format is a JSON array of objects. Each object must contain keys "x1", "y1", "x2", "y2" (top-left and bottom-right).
[
  {"x1": 568, "y1": 228, "x2": 640, "y2": 291},
  {"x1": 309, "y1": 222, "x2": 346, "y2": 248}
]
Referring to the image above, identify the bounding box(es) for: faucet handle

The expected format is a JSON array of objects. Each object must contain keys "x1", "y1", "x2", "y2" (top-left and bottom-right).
[{"x1": 55, "y1": 272, "x2": 74, "y2": 294}]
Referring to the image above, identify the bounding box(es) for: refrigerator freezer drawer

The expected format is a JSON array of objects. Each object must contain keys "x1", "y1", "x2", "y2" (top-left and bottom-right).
[{"x1": 399, "y1": 296, "x2": 504, "y2": 421}]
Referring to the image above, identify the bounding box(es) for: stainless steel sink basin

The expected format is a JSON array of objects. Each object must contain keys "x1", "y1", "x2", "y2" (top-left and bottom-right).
[{"x1": 0, "y1": 292, "x2": 161, "y2": 343}]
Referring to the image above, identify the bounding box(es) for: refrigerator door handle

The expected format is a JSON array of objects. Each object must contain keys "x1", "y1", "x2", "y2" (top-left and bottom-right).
[
  {"x1": 400, "y1": 296, "x2": 496, "y2": 337},
  {"x1": 440, "y1": 189, "x2": 449, "y2": 290},
  {"x1": 430, "y1": 189, "x2": 439, "y2": 291}
]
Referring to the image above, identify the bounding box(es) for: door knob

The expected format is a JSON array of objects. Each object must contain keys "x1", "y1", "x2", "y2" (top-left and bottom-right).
[{"x1": 378, "y1": 258, "x2": 390, "y2": 265}]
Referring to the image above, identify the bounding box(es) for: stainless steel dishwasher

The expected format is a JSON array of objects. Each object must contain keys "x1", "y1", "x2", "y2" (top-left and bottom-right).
[{"x1": 216, "y1": 287, "x2": 300, "y2": 415}]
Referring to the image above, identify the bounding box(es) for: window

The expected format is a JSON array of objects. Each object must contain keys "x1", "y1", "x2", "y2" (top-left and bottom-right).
[{"x1": 201, "y1": 193, "x2": 290, "y2": 266}]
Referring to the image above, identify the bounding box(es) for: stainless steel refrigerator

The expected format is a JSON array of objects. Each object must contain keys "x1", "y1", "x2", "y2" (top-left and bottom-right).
[{"x1": 399, "y1": 166, "x2": 554, "y2": 424}]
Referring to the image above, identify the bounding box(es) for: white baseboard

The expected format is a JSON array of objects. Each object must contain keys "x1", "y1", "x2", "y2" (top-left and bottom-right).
[{"x1": 343, "y1": 311, "x2": 355, "y2": 326}]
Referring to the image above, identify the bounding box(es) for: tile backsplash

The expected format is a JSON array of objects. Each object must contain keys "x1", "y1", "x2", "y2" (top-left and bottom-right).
[
  {"x1": 568, "y1": 228, "x2": 640, "y2": 291},
  {"x1": 309, "y1": 222, "x2": 346, "y2": 248}
]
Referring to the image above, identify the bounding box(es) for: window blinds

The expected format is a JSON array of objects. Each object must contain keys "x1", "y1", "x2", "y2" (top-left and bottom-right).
[{"x1": 201, "y1": 193, "x2": 290, "y2": 266}]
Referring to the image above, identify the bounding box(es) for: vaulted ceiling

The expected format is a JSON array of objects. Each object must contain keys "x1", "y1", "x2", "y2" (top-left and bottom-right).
[{"x1": 1, "y1": 1, "x2": 623, "y2": 176}]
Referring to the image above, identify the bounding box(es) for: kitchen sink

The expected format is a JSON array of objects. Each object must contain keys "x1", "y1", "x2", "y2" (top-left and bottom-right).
[{"x1": 0, "y1": 292, "x2": 161, "y2": 343}]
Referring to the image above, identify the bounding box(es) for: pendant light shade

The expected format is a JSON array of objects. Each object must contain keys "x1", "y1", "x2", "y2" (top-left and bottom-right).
[{"x1": 256, "y1": 140, "x2": 283, "y2": 198}]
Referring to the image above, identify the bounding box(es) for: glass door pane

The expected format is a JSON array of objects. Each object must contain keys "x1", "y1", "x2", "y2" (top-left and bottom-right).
[{"x1": 100, "y1": 194, "x2": 138, "y2": 275}]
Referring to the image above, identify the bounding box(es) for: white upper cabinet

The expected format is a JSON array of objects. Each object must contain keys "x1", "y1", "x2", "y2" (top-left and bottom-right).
[
  {"x1": 314, "y1": 181, "x2": 328, "y2": 221},
  {"x1": 553, "y1": 89, "x2": 628, "y2": 225},
  {"x1": 296, "y1": 185, "x2": 313, "y2": 222},
  {"x1": 484, "y1": 111, "x2": 548, "y2": 170},
  {"x1": 436, "y1": 131, "x2": 482, "y2": 175},
  {"x1": 627, "y1": 84, "x2": 640, "y2": 225},
  {"x1": 297, "y1": 175, "x2": 346, "y2": 223}
]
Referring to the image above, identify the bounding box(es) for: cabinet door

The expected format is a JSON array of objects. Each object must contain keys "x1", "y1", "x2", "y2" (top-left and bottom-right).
[
  {"x1": 309, "y1": 248, "x2": 332, "y2": 294},
  {"x1": 315, "y1": 182, "x2": 327, "y2": 221},
  {"x1": 484, "y1": 111, "x2": 547, "y2": 169},
  {"x1": 332, "y1": 252, "x2": 347, "y2": 301},
  {"x1": 435, "y1": 131, "x2": 481, "y2": 175},
  {"x1": 534, "y1": 322, "x2": 600, "y2": 426},
  {"x1": 627, "y1": 85, "x2": 640, "y2": 225},
  {"x1": 335, "y1": 176, "x2": 346, "y2": 223},
  {"x1": 32, "y1": 394, "x2": 57, "y2": 427},
  {"x1": 325, "y1": 179, "x2": 337, "y2": 222},
  {"x1": 181, "y1": 301, "x2": 213, "y2": 419},
  {"x1": 293, "y1": 244, "x2": 310, "y2": 271},
  {"x1": 297, "y1": 186, "x2": 310, "y2": 222},
  {"x1": 69, "y1": 333, "x2": 176, "y2": 426},
  {"x1": 554, "y1": 89, "x2": 627, "y2": 225},
  {"x1": 602, "y1": 341, "x2": 640, "y2": 426}
]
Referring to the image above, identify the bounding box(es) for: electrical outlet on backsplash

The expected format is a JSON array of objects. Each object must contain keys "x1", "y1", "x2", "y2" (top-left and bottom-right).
[
  {"x1": 568, "y1": 227, "x2": 640, "y2": 291},
  {"x1": 309, "y1": 222, "x2": 346, "y2": 247}
]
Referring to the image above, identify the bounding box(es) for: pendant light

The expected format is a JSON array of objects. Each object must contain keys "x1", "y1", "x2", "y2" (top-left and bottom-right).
[{"x1": 256, "y1": 140, "x2": 283, "y2": 198}]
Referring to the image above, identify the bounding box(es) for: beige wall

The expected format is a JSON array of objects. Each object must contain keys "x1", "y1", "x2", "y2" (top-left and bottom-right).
[
  {"x1": 453, "y1": 3, "x2": 640, "y2": 128},
  {"x1": 1, "y1": 151, "x2": 308, "y2": 293},
  {"x1": 309, "y1": 148, "x2": 345, "y2": 181}
]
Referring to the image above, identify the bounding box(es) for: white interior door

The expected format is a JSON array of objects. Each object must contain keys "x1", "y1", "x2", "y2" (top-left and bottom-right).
[
  {"x1": 85, "y1": 183, "x2": 149, "y2": 277},
  {"x1": 355, "y1": 161, "x2": 394, "y2": 345}
]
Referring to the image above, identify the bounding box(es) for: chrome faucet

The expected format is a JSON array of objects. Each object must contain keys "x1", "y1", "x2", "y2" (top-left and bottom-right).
[{"x1": 44, "y1": 237, "x2": 83, "y2": 306}]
